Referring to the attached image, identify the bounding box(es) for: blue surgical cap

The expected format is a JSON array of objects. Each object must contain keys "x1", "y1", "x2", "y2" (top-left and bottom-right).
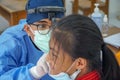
[{"x1": 26, "y1": 0, "x2": 64, "y2": 24}]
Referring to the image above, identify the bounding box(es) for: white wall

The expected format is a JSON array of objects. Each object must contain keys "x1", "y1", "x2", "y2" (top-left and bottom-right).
[
  {"x1": 109, "y1": 0, "x2": 120, "y2": 27},
  {"x1": 109, "y1": 0, "x2": 120, "y2": 15},
  {"x1": 65, "y1": 0, "x2": 73, "y2": 16}
]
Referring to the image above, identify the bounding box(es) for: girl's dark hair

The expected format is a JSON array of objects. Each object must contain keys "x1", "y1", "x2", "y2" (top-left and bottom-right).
[{"x1": 51, "y1": 14, "x2": 120, "y2": 80}]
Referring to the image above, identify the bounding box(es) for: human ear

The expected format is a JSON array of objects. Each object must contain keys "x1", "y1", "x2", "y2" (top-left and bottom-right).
[
  {"x1": 75, "y1": 58, "x2": 87, "y2": 70},
  {"x1": 24, "y1": 24, "x2": 31, "y2": 36},
  {"x1": 24, "y1": 24, "x2": 34, "y2": 40}
]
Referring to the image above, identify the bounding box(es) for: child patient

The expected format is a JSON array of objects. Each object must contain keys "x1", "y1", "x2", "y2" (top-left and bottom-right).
[{"x1": 46, "y1": 14, "x2": 120, "y2": 80}]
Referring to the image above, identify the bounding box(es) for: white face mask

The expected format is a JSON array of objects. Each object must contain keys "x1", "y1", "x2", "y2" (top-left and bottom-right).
[
  {"x1": 48, "y1": 61, "x2": 81, "y2": 80},
  {"x1": 29, "y1": 26, "x2": 51, "y2": 53}
]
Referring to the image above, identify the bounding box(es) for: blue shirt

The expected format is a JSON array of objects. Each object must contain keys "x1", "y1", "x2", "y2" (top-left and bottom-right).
[{"x1": 0, "y1": 19, "x2": 53, "y2": 80}]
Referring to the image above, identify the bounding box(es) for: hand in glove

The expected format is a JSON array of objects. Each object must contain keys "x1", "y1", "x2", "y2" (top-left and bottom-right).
[{"x1": 29, "y1": 54, "x2": 49, "y2": 79}]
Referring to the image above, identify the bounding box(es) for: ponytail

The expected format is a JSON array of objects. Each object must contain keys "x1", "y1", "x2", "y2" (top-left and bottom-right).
[{"x1": 102, "y1": 44, "x2": 120, "y2": 80}]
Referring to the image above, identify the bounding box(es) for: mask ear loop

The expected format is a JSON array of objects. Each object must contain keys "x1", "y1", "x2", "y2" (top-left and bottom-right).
[
  {"x1": 66, "y1": 59, "x2": 81, "y2": 73},
  {"x1": 66, "y1": 61, "x2": 76, "y2": 73},
  {"x1": 66, "y1": 59, "x2": 81, "y2": 80},
  {"x1": 28, "y1": 25, "x2": 35, "y2": 34}
]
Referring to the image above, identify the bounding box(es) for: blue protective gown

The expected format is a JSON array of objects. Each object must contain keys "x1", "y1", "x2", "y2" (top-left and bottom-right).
[{"x1": 0, "y1": 20, "x2": 54, "y2": 80}]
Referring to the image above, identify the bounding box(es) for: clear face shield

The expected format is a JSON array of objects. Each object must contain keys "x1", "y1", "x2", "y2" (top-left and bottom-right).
[{"x1": 27, "y1": 6, "x2": 66, "y2": 35}]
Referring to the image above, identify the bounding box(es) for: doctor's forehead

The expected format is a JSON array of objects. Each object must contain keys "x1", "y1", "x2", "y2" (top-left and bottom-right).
[{"x1": 34, "y1": 19, "x2": 51, "y2": 24}]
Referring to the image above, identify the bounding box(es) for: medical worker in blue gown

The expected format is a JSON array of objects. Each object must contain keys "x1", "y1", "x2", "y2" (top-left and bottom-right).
[{"x1": 0, "y1": 0, "x2": 65, "y2": 80}]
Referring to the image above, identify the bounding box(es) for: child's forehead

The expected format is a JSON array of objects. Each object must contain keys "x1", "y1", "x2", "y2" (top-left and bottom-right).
[{"x1": 50, "y1": 38, "x2": 62, "y2": 50}]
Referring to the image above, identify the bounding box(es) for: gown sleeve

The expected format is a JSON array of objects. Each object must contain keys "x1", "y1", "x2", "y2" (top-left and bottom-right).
[
  {"x1": 0, "y1": 36, "x2": 54, "y2": 80},
  {"x1": 0, "y1": 39, "x2": 34, "y2": 80}
]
